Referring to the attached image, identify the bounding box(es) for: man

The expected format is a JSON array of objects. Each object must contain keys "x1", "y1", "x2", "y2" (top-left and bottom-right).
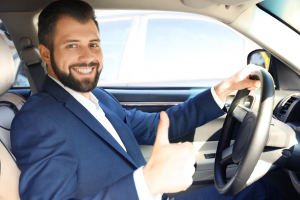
[{"x1": 11, "y1": 0, "x2": 284, "y2": 199}]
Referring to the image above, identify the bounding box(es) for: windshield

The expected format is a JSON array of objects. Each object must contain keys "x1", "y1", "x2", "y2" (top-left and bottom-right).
[{"x1": 258, "y1": 0, "x2": 300, "y2": 34}]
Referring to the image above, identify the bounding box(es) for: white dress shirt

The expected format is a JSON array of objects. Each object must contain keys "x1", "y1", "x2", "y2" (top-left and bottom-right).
[{"x1": 48, "y1": 75, "x2": 224, "y2": 200}]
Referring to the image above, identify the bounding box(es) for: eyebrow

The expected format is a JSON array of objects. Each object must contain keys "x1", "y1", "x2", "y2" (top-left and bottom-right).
[{"x1": 63, "y1": 39, "x2": 101, "y2": 44}]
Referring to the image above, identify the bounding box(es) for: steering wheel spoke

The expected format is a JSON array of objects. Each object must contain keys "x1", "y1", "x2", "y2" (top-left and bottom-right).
[
  {"x1": 232, "y1": 105, "x2": 250, "y2": 123},
  {"x1": 221, "y1": 145, "x2": 234, "y2": 166}
]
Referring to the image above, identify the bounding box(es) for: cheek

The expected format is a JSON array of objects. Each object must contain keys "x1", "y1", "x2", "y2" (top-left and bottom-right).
[{"x1": 57, "y1": 51, "x2": 76, "y2": 71}]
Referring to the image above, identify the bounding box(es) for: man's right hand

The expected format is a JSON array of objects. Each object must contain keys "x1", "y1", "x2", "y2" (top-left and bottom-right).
[{"x1": 143, "y1": 112, "x2": 196, "y2": 196}]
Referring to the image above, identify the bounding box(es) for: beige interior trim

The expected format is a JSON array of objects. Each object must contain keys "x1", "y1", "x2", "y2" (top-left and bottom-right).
[
  {"x1": 140, "y1": 140, "x2": 236, "y2": 182},
  {"x1": 87, "y1": 0, "x2": 263, "y2": 24},
  {"x1": 0, "y1": 93, "x2": 26, "y2": 109},
  {"x1": 0, "y1": 142, "x2": 20, "y2": 200},
  {"x1": 120, "y1": 102, "x2": 181, "y2": 107},
  {"x1": 229, "y1": 5, "x2": 300, "y2": 76}
]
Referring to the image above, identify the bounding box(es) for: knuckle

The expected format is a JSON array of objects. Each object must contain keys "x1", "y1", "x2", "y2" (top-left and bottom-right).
[
  {"x1": 191, "y1": 154, "x2": 196, "y2": 163},
  {"x1": 184, "y1": 178, "x2": 193, "y2": 189},
  {"x1": 182, "y1": 142, "x2": 193, "y2": 153},
  {"x1": 191, "y1": 165, "x2": 196, "y2": 175}
]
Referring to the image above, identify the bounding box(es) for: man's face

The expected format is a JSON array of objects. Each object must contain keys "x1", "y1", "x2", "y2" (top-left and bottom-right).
[{"x1": 49, "y1": 16, "x2": 103, "y2": 93}]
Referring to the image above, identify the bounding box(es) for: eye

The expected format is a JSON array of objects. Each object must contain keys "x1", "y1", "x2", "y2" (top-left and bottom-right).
[
  {"x1": 67, "y1": 44, "x2": 77, "y2": 48},
  {"x1": 90, "y1": 43, "x2": 99, "y2": 48}
]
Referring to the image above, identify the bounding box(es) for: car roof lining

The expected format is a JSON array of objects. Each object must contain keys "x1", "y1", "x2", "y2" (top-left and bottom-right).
[{"x1": 0, "y1": 0, "x2": 262, "y2": 23}]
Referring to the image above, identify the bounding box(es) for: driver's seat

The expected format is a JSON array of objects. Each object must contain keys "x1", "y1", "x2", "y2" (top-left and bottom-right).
[{"x1": 0, "y1": 34, "x2": 25, "y2": 199}]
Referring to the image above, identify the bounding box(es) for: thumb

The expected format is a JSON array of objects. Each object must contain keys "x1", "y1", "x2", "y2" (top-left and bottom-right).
[
  {"x1": 244, "y1": 78, "x2": 261, "y2": 88},
  {"x1": 154, "y1": 111, "x2": 170, "y2": 148}
]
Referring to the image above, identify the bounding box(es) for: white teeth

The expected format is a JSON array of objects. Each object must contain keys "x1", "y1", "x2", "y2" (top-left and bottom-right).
[{"x1": 74, "y1": 68, "x2": 92, "y2": 74}]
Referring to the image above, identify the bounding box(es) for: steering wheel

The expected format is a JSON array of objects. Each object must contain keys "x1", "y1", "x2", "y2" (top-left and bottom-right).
[{"x1": 214, "y1": 68, "x2": 275, "y2": 196}]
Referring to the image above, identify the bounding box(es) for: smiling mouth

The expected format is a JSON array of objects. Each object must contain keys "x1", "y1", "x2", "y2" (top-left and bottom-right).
[{"x1": 72, "y1": 67, "x2": 94, "y2": 74}]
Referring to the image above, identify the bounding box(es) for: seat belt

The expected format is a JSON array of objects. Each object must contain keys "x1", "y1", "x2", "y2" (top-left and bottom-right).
[
  {"x1": 26, "y1": 62, "x2": 46, "y2": 92},
  {"x1": 20, "y1": 37, "x2": 47, "y2": 94}
]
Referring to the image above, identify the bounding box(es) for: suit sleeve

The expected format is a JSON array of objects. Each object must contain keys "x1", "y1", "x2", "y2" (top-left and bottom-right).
[
  {"x1": 125, "y1": 89, "x2": 226, "y2": 145},
  {"x1": 11, "y1": 111, "x2": 139, "y2": 200}
]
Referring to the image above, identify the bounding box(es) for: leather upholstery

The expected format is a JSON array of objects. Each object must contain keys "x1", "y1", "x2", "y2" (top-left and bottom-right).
[
  {"x1": 0, "y1": 140, "x2": 20, "y2": 200},
  {"x1": 0, "y1": 34, "x2": 25, "y2": 200},
  {"x1": 0, "y1": 35, "x2": 15, "y2": 95},
  {"x1": 0, "y1": 93, "x2": 26, "y2": 150}
]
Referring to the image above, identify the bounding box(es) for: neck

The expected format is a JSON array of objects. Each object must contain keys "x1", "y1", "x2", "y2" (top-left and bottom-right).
[{"x1": 48, "y1": 73, "x2": 91, "y2": 100}]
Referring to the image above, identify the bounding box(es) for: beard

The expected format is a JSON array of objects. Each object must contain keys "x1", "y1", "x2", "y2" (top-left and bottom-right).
[{"x1": 50, "y1": 51, "x2": 102, "y2": 93}]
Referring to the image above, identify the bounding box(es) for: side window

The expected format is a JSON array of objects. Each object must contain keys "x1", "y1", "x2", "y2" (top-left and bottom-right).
[
  {"x1": 97, "y1": 19, "x2": 132, "y2": 84},
  {"x1": 0, "y1": 20, "x2": 29, "y2": 88},
  {"x1": 129, "y1": 19, "x2": 245, "y2": 87},
  {"x1": 13, "y1": 62, "x2": 29, "y2": 87}
]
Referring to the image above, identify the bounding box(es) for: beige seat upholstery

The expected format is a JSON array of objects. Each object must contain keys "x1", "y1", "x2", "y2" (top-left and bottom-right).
[
  {"x1": 0, "y1": 34, "x2": 26, "y2": 200},
  {"x1": 0, "y1": 93, "x2": 25, "y2": 151},
  {"x1": 0, "y1": 140, "x2": 20, "y2": 200}
]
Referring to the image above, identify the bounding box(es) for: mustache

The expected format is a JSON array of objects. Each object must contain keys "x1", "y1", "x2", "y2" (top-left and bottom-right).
[{"x1": 69, "y1": 61, "x2": 99, "y2": 68}]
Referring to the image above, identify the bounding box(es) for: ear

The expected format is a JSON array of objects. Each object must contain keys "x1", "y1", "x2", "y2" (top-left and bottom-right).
[{"x1": 38, "y1": 44, "x2": 51, "y2": 65}]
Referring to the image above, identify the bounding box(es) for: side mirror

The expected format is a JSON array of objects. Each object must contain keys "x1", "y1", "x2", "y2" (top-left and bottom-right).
[{"x1": 247, "y1": 50, "x2": 271, "y2": 71}]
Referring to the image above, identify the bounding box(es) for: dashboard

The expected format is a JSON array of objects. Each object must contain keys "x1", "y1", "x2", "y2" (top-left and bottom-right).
[
  {"x1": 274, "y1": 94, "x2": 300, "y2": 125},
  {"x1": 273, "y1": 94, "x2": 300, "y2": 194}
]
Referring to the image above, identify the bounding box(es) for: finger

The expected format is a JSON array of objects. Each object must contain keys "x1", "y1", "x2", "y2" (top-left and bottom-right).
[
  {"x1": 187, "y1": 154, "x2": 196, "y2": 166},
  {"x1": 243, "y1": 79, "x2": 257, "y2": 87},
  {"x1": 182, "y1": 142, "x2": 194, "y2": 154},
  {"x1": 254, "y1": 81, "x2": 261, "y2": 88},
  {"x1": 154, "y1": 111, "x2": 170, "y2": 147},
  {"x1": 184, "y1": 164, "x2": 196, "y2": 180},
  {"x1": 184, "y1": 154, "x2": 196, "y2": 177},
  {"x1": 244, "y1": 78, "x2": 261, "y2": 88},
  {"x1": 247, "y1": 82, "x2": 261, "y2": 91},
  {"x1": 245, "y1": 64, "x2": 263, "y2": 77}
]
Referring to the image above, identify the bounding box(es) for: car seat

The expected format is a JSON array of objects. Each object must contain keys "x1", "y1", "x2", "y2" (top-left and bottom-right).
[{"x1": 0, "y1": 34, "x2": 26, "y2": 200}]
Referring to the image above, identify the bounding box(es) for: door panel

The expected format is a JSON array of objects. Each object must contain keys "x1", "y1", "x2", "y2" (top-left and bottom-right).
[
  {"x1": 140, "y1": 141, "x2": 237, "y2": 183},
  {"x1": 107, "y1": 88, "x2": 297, "y2": 186},
  {"x1": 109, "y1": 88, "x2": 231, "y2": 185}
]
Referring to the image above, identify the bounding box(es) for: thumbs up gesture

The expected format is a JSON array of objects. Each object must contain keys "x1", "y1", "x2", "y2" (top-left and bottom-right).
[{"x1": 143, "y1": 112, "x2": 196, "y2": 196}]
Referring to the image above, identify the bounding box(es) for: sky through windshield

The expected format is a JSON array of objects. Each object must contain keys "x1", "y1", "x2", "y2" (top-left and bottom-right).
[{"x1": 259, "y1": 0, "x2": 300, "y2": 33}]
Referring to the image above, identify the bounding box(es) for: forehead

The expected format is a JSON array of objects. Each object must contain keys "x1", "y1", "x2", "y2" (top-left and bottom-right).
[{"x1": 54, "y1": 16, "x2": 99, "y2": 43}]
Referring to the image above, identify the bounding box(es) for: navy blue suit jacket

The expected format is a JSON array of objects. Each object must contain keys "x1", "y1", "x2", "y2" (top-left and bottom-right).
[{"x1": 11, "y1": 76, "x2": 225, "y2": 200}]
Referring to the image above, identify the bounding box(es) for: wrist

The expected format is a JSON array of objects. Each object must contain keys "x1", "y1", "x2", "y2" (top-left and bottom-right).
[
  {"x1": 214, "y1": 79, "x2": 235, "y2": 101},
  {"x1": 142, "y1": 164, "x2": 161, "y2": 196}
]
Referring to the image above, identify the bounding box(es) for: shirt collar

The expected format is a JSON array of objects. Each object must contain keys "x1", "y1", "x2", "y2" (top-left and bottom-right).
[{"x1": 48, "y1": 74, "x2": 100, "y2": 110}]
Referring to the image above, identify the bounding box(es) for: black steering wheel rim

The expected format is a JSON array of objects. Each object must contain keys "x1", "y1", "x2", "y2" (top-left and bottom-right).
[{"x1": 214, "y1": 68, "x2": 275, "y2": 196}]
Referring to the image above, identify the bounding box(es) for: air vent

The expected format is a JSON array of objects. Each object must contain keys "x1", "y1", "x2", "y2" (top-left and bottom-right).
[{"x1": 279, "y1": 96, "x2": 298, "y2": 115}]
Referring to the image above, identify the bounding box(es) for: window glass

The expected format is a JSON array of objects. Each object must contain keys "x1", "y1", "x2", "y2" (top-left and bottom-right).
[
  {"x1": 13, "y1": 63, "x2": 29, "y2": 87},
  {"x1": 259, "y1": 0, "x2": 300, "y2": 33},
  {"x1": 0, "y1": 20, "x2": 29, "y2": 88},
  {"x1": 95, "y1": 11, "x2": 258, "y2": 88},
  {"x1": 129, "y1": 19, "x2": 244, "y2": 87},
  {"x1": 97, "y1": 19, "x2": 131, "y2": 83}
]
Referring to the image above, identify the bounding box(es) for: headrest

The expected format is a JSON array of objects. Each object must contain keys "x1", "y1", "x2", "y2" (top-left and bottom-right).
[{"x1": 0, "y1": 35, "x2": 15, "y2": 96}]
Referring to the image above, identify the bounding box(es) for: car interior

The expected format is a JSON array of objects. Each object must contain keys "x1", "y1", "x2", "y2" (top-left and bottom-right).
[{"x1": 1, "y1": 0, "x2": 300, "y2": 199}]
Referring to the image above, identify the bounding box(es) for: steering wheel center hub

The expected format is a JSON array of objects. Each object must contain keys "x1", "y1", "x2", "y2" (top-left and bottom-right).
[{"x1": 232, "y1": 111, "x2": 256, "y2": 163}]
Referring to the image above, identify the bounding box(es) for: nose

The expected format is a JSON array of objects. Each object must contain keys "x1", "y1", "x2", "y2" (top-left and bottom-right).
[{"x1": 78, "y1": 46, "x2": 95, "y2": 63}]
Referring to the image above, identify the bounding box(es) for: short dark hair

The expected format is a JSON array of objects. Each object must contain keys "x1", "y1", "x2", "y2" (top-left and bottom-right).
[{"x1": 38, "y1": 0, "x2": 99, "y2": 51}]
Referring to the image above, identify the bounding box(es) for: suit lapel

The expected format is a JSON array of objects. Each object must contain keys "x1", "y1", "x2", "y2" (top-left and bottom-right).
[
  {"x1": 42, "y1": 76, "x2": 139, "y2": 168},
  {"x1": 64, "y1": 97, "x2": 138, "y2": 168},
  {"x1": 98, "y1": 101, "x2": 147, "y2": 167}
]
